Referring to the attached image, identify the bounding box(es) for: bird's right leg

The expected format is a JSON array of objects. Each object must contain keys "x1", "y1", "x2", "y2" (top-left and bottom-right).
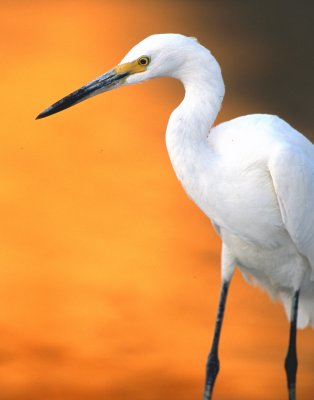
[
  {"x1": 202, "y1": 243, "x2": 235, "y2": 400},
  {"x1": 202, "y1": 279, "x2": 231, "y2": 400}
]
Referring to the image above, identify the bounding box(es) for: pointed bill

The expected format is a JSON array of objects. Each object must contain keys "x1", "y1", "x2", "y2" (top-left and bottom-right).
[
  {"x1": 36, "y1": 69, "x2": 129, "y2": 120},
  {"x1": 36, "y1": 57, "x2": 151, "y2": 120}
]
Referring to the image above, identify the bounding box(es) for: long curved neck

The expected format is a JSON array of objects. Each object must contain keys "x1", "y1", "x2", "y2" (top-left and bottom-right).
[{"x1": 166, "y1": 51, "x2": 225, "y2": 186}]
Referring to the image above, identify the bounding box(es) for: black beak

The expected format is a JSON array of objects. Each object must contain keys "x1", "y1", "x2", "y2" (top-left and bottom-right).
[{"x1": 36, "y1": 69, "x2": 129, "y2": 120}]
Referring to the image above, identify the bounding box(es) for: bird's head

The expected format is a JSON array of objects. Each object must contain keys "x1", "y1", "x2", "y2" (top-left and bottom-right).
[{"x1": 36, "y1": 34, "x2": 206, "y2": 119}]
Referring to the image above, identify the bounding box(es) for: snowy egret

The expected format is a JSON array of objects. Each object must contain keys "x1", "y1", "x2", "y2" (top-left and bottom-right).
[{"x1": 37, "y1": 34, "x2": 314, "y2": 400}]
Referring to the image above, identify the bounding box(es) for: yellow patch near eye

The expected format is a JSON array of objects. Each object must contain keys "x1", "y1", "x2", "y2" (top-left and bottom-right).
[{"x1": 115, "y1": 59, "x2": 148, "y2": 75}]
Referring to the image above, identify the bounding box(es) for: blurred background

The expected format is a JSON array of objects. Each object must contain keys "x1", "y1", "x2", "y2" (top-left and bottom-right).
[{"x1": 0, "y1": 1, "x2": 313, "y2": 399}]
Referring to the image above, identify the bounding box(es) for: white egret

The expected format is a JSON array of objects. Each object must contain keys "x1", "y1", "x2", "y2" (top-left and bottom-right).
[{"x1": 37, "y1": 34, "x2": 314, "y2": 400}]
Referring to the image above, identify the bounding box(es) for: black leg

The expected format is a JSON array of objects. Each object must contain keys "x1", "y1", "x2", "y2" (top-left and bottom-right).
[
  {"x1": 284, "y1": 290, "x2": 300, "y2": 400},
  {"x1": 203, "y1": 280, "x2": 230, "y2": 400}
]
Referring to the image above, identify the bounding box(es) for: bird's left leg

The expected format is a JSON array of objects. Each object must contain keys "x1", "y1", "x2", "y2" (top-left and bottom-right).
[
  {"x1": 203, "y1": 245, "x2": 235, "y2": 400},
  {"x1": 284, "y1": 290, "x2": 300, "y2": 400}
]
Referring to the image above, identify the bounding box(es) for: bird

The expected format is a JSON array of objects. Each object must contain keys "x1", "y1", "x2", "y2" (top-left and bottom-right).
[{"x1": 36, "y1": 33, "x2": 314, "y2": 400}]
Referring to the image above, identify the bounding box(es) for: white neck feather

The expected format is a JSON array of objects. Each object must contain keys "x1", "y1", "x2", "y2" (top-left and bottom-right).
[{"x1": 165, "y1": 49, "x2": 225, "y2": 187}]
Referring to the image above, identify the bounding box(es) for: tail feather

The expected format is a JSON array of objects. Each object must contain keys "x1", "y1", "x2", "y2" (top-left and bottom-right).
[
  {"x1": 280, "y1": 281, "x2": 314, "y2": 329},
  {"x1": 239, "y1": 266, "x2": 314, "y2": 329}
]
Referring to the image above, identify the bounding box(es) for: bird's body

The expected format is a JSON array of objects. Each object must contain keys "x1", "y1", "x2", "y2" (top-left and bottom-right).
[
  {"x1": 162, "y1": 36, "x2": 314, "y2": 328},
  {"x1": 169, "y1": 110, "x2": 314, "y2": 328},
  {"x1": 37, "y1": 33, "x2": 314, "y2": 399}
]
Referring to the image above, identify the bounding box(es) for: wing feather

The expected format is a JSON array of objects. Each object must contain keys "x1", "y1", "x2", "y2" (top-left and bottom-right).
[{"x1": 269, "y1": 145, "x2": 314, "y2": 277}]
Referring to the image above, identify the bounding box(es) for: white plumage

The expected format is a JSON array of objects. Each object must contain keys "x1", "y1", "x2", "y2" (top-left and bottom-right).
[
  {"x1": 37, "y1": 33, "x2": 314, "y2": 399},
  {"x1": 209, "y1": 115, "x2": 314, "y2": 328},
  {"x1": 132, "y1": 34, "x2": 314, "y2": 329}
]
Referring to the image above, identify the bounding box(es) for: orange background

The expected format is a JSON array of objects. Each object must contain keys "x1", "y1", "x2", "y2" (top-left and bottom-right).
[{"x1": 1, "y1": 1, "x2": 313, "y2": 399}]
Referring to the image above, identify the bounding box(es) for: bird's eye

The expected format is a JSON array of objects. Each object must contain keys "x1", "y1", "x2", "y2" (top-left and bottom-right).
[{"x1": 138, "y1": 56, "x2": 150, "y2": 66}]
